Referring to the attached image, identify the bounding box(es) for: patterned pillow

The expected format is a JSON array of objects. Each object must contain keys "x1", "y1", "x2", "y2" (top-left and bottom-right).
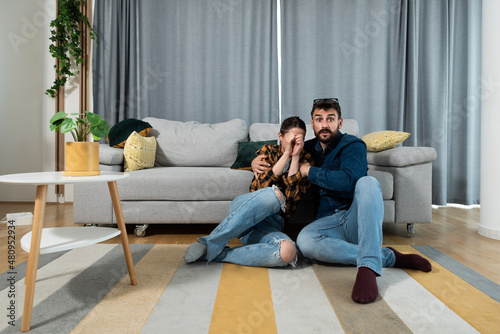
[
  {"x1": 361, "y1": 131, "x2": 410, "y2": 152},
  {"x1": 123, "y1": 131, "x2": 157, "y2": 171}
]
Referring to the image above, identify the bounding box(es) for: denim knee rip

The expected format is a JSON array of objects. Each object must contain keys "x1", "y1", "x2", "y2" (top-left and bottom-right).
[
  {"x1": 271, "y1": 185, "x2": 287, "y2": 213},
  {"x1": 274, "y1": 238, "x2": 298, "y2": 268}
]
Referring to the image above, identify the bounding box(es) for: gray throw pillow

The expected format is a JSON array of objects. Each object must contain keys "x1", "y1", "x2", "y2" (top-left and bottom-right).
[{"x1": 144, "y1": 118, "x2": 248, "y2": 167}]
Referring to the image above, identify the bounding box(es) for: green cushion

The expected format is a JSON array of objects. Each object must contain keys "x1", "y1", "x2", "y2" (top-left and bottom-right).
[
  {"x1": 230, "y1": 140, "x2": 277, "y2": 170},
  {"x1": 107, "y1": 118, "x2": 153, "y2": 148}
]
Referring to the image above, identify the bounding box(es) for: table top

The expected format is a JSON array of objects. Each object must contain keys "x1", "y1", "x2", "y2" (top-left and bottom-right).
[{"x1": 0, "y1": 171, "x2": 129, "y2": 185}]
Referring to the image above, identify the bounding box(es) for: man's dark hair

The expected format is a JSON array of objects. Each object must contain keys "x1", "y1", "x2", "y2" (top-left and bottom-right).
[
  {"x1": 280, "y1": 116, "x2": 306, "y2": 135},
  {"x1": 310, "y1": 99, "x2": 341, "y2": 119}
]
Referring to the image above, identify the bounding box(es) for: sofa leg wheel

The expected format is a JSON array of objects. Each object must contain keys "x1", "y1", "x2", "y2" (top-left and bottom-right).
[
  {"x1": 407, "y1": 223, "x2": 415, "y2": 237},
  {"x1": 134, "y1": 224, "x2": 149, "y2": 237}
]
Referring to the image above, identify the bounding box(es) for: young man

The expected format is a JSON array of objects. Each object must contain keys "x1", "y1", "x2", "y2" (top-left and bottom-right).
[{"x1": 253, "y1": 99, "x2": 431, "y2": 303}]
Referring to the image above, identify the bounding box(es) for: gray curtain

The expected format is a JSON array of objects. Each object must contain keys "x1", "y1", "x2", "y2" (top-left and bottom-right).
[
  {"x1": 403, "y1": 0, "x2": 481, "y2": 205},
  {"x1": 281, "y1": 0, "x2": 406, "y2": 132},
  {"x1": 280, "y1": 0, "x2": 481, "y2": 205},
  {"x1": 93, "y1": 0, "x2": 279, "y2": 125},
  {"x1": 93, "y1": 0, "x2": 481, "y2": 205},
  {"x1": 92, "y1": 0, "x2": 140, "y2": 124}
]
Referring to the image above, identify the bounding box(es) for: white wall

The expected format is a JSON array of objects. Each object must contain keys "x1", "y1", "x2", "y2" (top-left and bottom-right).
[
  {"x1": 479, "y1": 0, "x2": 500, "y2": 240},
  {"x1": 0, "y1": 0, "x2": 77, "y2": 203}
]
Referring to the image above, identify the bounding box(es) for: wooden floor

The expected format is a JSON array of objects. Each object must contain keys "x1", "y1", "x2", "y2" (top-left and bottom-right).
[{"x1": 1, "y1": 202, "x2": 498, "y2": 285}]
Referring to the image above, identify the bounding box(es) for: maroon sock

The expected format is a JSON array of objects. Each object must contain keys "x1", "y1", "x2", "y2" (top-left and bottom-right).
[
  {"x1": 351, "y1": 267, "x2": 378, "y2": 304},
  {"x1": 387, "y1": 247, "x2": 432, "y2": 272}
]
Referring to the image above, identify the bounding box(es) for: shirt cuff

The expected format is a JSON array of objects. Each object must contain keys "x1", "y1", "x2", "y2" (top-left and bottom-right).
[
  {"x1": 307, "y1": 166, "x2": 318, "y2": 184},
  {"x1": 283, "y1": 171, "x2": 301, "y2": 187}
]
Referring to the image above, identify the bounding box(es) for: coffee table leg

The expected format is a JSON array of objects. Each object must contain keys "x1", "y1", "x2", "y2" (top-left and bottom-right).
[
  {"x1": 107, "y1": 181, "x2": 137, "y2": 285},
  {"x1": 22, "y1": 185, "x2": 48, "y2": 332}
]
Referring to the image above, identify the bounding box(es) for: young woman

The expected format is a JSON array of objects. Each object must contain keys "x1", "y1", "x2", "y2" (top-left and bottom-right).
[{"x1": 183, "y1": 116, "x2": 313, "y2": 267}]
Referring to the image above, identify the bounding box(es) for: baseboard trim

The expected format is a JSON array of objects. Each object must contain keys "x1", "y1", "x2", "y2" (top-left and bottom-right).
[{"x1": 478, "y1": 223, "x2": 500, "y2": 240}]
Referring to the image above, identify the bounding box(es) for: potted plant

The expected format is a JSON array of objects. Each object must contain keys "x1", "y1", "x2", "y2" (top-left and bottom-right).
[{"x1": 49, "y1": 111, "x2": 110, "y2": 176}]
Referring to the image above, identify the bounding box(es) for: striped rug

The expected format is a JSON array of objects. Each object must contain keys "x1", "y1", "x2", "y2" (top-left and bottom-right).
[{"x1": 1, "y1": 244, "x2": 499, "y2": 333}]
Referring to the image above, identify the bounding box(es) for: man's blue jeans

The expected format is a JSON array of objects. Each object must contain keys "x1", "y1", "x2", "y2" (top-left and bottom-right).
[
  {"x1": 296, "y1": 176, "x2": 395, "y2": 275},
  {"x1": 198, "y1": 187, "x2": 296, "y2": 267}
]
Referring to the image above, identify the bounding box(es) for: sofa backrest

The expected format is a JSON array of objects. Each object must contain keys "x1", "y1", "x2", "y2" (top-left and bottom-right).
[
  {"x1": 144, "y1": 117, "x2": 247, "y2": 167},
  {"x1": 249, "y1": 119, "x2": 359, "y2": 141}
]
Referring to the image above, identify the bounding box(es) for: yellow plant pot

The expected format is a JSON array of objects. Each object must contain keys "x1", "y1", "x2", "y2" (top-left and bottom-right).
[{"x1": 63, "y1": 142, "x2": 101, "y2": 176}]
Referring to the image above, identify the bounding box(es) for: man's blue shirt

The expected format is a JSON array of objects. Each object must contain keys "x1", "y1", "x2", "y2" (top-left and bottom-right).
[{"x1": 304, "y1": 132, "x2": 368, "y2": 219}]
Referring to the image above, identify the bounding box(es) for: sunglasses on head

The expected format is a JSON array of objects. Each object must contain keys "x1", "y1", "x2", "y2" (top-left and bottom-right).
[{"x1": 313, "y1": 98, "x2": 339, "y2": 104}]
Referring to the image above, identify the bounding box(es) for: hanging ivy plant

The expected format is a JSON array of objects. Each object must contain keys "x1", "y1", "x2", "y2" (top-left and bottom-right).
[{"x1": 46, "y1": 0, "x2": 98, "y2": 98}]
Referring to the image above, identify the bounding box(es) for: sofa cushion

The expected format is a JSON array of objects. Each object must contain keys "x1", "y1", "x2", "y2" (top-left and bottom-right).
[
  {"x1": 249, "y1": 123, "x2": 316, "y2": 141},
  {"x1": 231, "y1": 140, "x2": 277, "y2": 170},
  {"x1": 144, "y1": 118, "x2": 247, "y2": 167},
  {"x1": 249, "y1": 119, "x2": 359, "y2": 141},
  {"x1": 339, "y1": 119, "x2": 359, "y2": 137},
  {"x1": 117, "y1": 167, "x2": 254, "y2": 201},
  {"x1": 107, "y1": 118, "x2": 152, "y2": 148},
  {"x1": 99, "y1": 144, "x2": 124, "y2": 165}
]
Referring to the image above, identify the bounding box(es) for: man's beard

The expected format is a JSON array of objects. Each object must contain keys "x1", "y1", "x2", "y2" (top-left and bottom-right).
[{"x1": 315, "y1": 128, "x2": 337, "y2": 145}]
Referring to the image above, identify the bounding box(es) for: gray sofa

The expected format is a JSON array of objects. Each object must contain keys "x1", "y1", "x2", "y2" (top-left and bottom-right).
[{"x1": 73, "y1": 117, "x2": 437, "y2": 237}]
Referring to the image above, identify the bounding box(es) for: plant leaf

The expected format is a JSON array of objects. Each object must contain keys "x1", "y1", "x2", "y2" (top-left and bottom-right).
[
  {"x1": 49, "y1": 111, "x2": 68, "y2": 124},
  {"x1": 90, "y1": 120, "x2": 110, "y2": 139},
  {"x1": 49, "y1": 118, "x2": 65, "y2": 132},
  {"x1": 75, "y1": 117, "x2": 86, "y2": 125},
  {"x1": 49, "y1": 123, "x2": 60, "y2": 132},
  {"x1": 60, "y1": 118, "x2": 77, "y2": 133},
  {"x1": 45, "y1": 89, "x2": 56, "y2": 98},
  {"x1": 85, "y1": 111, "x2": 101, "y2": 126}
]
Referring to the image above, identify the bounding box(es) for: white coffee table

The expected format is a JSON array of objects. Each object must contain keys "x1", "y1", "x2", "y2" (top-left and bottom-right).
[{"x1": 0, "y1": 171, "x2": 136, "y2": 332}]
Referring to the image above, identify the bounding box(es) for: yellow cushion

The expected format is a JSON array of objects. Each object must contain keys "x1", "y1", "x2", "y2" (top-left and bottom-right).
[
  {"x1": 361, "y1": 131, "x2": 410, "y2": 152},
  {"x1": 111, "y1": 127, "x2": 151, "y2": 148},
  {"x1": 123, "y1": 131, "x2": 157, "y2": 172}
]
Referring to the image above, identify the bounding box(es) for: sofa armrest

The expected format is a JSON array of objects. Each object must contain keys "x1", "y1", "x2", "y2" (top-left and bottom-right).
[
  {"x1": 367, "y1": 146, "x2": 436, "y2": 225},
  {"x1": 367, "y1": 146, "x2": 437, "y2": 167},
  {"x1": 99, "y1": 144, "x2": 124, "y2": 165}
]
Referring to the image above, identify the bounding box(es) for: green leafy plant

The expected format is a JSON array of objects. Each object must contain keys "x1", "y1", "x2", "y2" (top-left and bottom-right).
[
  {"x1": 49, "y1": 111, "x2": 110, "y2": 142},
  {"x1": 46, "y1": 0, "x2": 98, "y2": 98}
]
